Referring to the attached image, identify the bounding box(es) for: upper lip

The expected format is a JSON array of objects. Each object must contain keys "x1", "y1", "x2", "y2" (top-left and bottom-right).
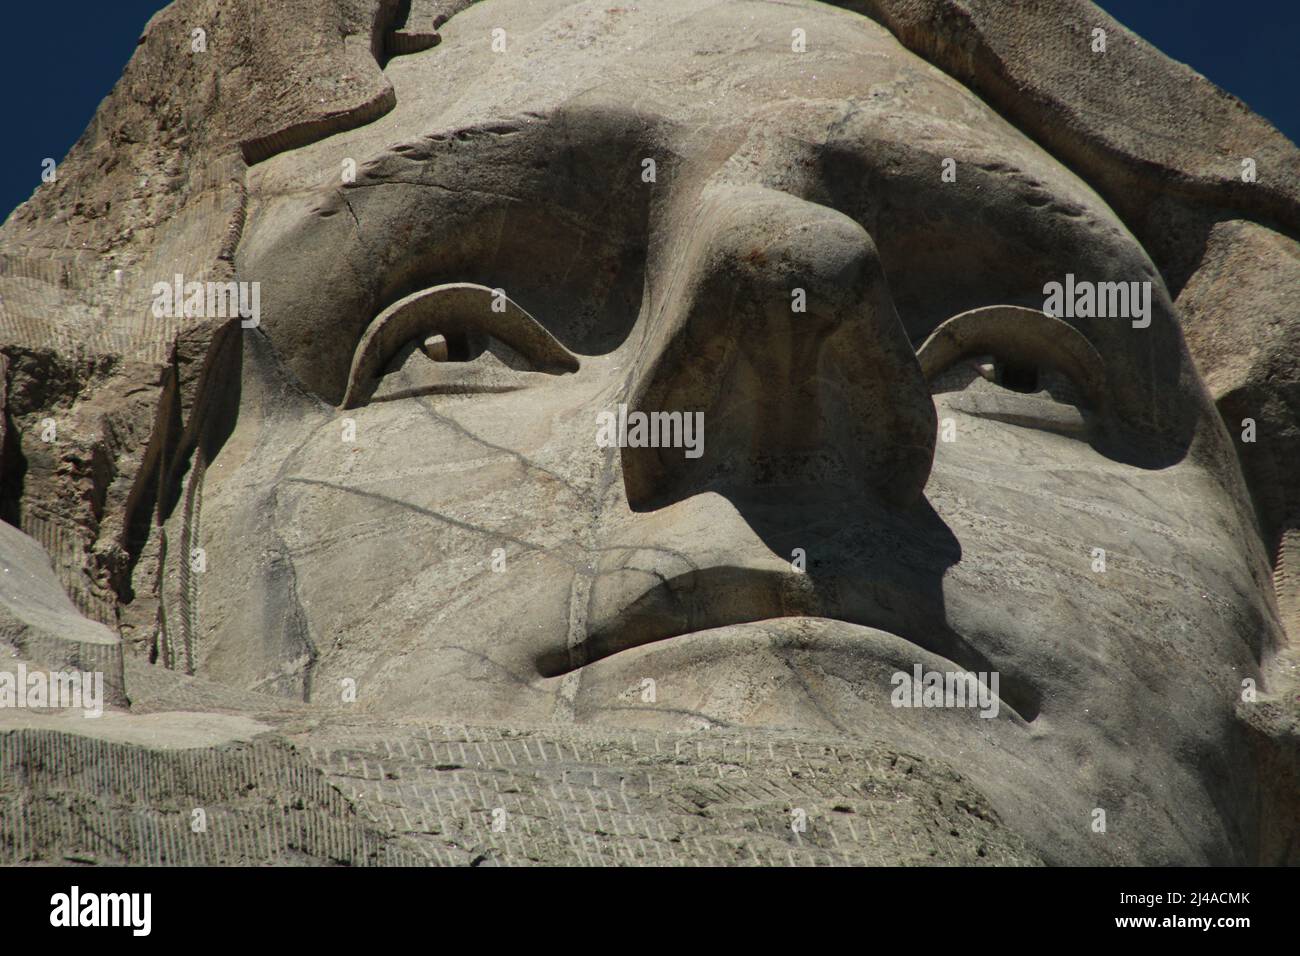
[{"x1": 534, "y1": 532, "x2": 1040, "y2": 722}]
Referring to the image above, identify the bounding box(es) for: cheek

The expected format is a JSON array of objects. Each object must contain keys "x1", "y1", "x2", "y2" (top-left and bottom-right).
[
  {"x1": 279, "y1": 395, "x2": 604, "y2": 563},
  {"x1": 194, "y1": 393, "x2": 607, "y2": 696},
  {"x1": 927, "y1": 410, "x2": 1266, "y2": 708}
]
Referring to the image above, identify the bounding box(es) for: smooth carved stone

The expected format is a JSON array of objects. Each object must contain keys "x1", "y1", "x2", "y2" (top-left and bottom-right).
[
  {"x1": 341, "y1": 282, "x2": 578, "y2": 408},
  {"x1": 0, "y1": 0, "x2": 1297, "y2": 867}
]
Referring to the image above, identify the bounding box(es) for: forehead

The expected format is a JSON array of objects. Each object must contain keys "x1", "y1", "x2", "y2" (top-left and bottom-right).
[
  {"x1": 239, "y1": 0, "x2": 1204, "y2": 453},
  {"x1": 250, "y1": 0, "x2": 1138, "y2": 319},
  {"x1": 251, "y1": 0, "x2": 1058, "y2": 196},
  {"x1": 248, "y1": 0, "x2": 1132, "y2": 308}
]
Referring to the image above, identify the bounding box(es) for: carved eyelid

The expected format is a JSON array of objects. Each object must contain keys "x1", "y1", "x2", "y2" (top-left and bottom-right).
[
  {"x1": 915, "y1": 305, "x2": 1107, "y2": 411},
  {"x1": 340, "y1": 282, "x2": 580, "y2": 408}
]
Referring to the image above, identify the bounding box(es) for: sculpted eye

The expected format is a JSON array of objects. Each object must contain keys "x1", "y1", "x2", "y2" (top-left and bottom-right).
[
  {"x1": 990, "y1": 360, "x2": 1038, "y2": 394},
  {"x1": 340, "y1": 282, "x2": 579, "y2": 408},
  {"x1": 917, "y1": 305, "x2": 1106, "y2": 436}
]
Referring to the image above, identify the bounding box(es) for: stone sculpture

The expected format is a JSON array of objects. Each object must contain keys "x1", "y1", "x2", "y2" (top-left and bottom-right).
[{"x1": 0, "y1": 0, "x2": 1296, "y2": 866}]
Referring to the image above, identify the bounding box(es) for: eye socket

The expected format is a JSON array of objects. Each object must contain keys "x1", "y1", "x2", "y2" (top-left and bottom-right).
[
  {"x1": 997, "y1": 362, "x2": 1038, "y2": 394},
  {"x1": 420, "y1": 331, "x2": 512, "y2": 364},
  {"x1": 932, "y1": 353, "x2": 1085, "y2": 403},
  {"x1": 340, "y1": 283, "x2": 579, "y2": 408},
  {"x1": 918, "y1": 306, "x2": 1105, "y2": 404},
  {"x1": 364, "y1": 330, "x2": 544, "y2": 405},
  {"x1": 918, "y1": 305, "x2": 1107, "y2": 436},
  {"x1": 422, "y1": 332, "x2": 468, "y2": 362}
]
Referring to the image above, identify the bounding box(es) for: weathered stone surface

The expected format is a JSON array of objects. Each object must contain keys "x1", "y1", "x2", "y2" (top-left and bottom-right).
[
  {"x1": 1, "y1": 708, "x2": 1042, "y2": 866},
  {"x1": 1177, "y1": 221, "x2": 1300, "y2": 581},
  {"x1": 0, "y1": 0, "x2": 1296, "y2": 866},
  {"x1": 847, "y1": 0, "x2": 1300, "y2": 280},
  {"x1": 0, "y1": 520, "x2": 127, "y2": 708}
]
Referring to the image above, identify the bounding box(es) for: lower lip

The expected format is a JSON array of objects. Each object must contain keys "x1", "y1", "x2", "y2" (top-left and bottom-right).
[{"x1": 564, "y1": 616, "x2": 1028, "y2": 724}]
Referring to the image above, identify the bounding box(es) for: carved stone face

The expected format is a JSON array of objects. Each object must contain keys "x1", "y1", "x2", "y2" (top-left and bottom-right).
[{"x1": 185, "y1": 0, "x2": 1275, "y2": 862}]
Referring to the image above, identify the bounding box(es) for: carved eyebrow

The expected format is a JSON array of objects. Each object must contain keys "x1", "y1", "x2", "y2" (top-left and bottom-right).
[
  {"x1": 915, "y1": 305, "x2": 1107, "y2": 411},
  {"x1": 340, "y1": 116, "x2": 544, "y2": 187},
  {"x1": 340, "y1": 282, "x2": 579, "y2": 408}
]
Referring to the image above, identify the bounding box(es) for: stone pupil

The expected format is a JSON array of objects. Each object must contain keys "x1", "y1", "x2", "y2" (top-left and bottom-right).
[{"x1": 997, "y1": 362, "x2": 1039, "y2": 394}]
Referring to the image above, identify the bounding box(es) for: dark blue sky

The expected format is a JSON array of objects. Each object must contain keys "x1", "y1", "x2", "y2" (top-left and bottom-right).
[{"x1": 1, "y1": 0, "x2": 1296, "y2": 225}]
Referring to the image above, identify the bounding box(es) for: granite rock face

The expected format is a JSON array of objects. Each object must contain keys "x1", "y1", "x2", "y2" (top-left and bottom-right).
[{"x1": 0, "y1": 0, "x2": 1296, "y2": 865}]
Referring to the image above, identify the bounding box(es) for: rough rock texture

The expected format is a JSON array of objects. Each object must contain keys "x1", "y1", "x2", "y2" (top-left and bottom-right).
[
  {"x1": 850, "y1": 0, "x2": 1300, "y2": 250},
  {"x1": 0, "y1": 0, "x2": 1296, "y2": 865},
  {"x1": 0, "y1": 520, "x2": 126, "y2": 707},
  {"x1": 4, "y1": 642, "x2": 1040, "y2": 866},
  {"x1": 847, "y1": 0, "x2": 1300, "y2": 646},
  {"x1": 1177, "y1": 221, "x2": 1300, "y2": 622},
  {"x1": 2, "y1": 711, "x2": 1042, "y2": 866}
]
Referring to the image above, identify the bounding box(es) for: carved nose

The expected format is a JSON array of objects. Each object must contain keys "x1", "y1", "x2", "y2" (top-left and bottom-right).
[{"x1": 622, "y1": 185, "x2": 935, "y2": 508}]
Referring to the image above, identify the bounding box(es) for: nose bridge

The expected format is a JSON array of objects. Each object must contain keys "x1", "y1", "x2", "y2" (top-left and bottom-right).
[{"x1": 624, "y1": 184, "x2": 936, "y2": 508}]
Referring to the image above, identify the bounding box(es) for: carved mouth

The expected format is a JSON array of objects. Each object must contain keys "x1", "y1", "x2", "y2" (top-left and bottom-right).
[{"x1": 534, "y1": 564, "x2": 1041, "y2": 722}]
